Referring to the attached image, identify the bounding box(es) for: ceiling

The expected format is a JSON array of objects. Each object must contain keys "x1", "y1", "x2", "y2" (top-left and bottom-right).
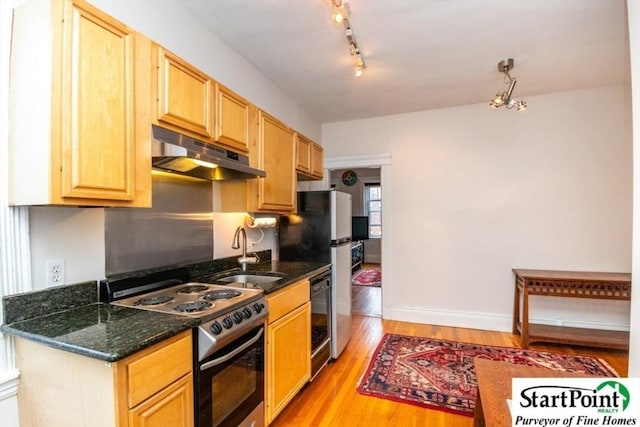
[{"x1": 179, "y1": 0, "x2": 630, "y2": 124}]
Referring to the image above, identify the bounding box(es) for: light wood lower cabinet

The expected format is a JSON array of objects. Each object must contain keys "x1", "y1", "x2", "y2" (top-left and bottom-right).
[
  {"x1": 265, "y1": 279, "x2": 311, "y2": 425},
  {"x1": 15, "y1": 330, "x2": 193, "y2": 427},
  {"x1": 127, "y1": 375, "x2": 193, "y2": 427}
]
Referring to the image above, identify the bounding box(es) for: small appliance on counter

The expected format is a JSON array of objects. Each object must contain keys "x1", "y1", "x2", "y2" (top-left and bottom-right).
[{"x1": 279, "y1": 190, "x2": 353, "y2": 359}]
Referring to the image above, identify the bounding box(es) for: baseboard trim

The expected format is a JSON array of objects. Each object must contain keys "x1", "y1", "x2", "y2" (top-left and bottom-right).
[
  {"x1": 364, "y1": 255, "x2": 381, "y2": 263},
  {"x1": 386, "y1": 306, "x2": 630, "y2": 334}
]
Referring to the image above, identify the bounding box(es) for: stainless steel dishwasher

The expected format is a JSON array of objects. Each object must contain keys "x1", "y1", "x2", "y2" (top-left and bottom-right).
[{"x1": 310, "y1": 267, "x2": 332, "y2": 380}]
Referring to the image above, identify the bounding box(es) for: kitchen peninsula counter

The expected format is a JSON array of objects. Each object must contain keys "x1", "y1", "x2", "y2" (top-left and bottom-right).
[
  {"x1": 2, "y1": 258, "x2": 329, "y2": 362},
  {"x1": 1, "y1": 301, "x2": 198, "y2": 362}
]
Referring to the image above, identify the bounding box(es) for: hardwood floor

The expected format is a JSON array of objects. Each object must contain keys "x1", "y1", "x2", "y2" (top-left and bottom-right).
[
  {"x1": 351, "y1": 286, "x2": 381, "y2": 317},
  {"x1": 351, "y1": 263, "x2": 381, "y2": 317},
  {"x1": 270, "y1": 315, "x2": 629, "y2": 427}
]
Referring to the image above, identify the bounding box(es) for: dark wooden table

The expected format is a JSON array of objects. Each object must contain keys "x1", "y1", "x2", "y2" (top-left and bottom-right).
[
  {"x1": 473, "y1": 358, "x2": 589, "y2": 427},
  {"x1": 512, "y1": 269, "x2": 631, "y2": 349}
]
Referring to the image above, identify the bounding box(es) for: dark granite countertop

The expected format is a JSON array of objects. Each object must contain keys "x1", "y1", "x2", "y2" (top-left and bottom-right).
[
  {"x1": 1, "y1": 302, "x2": 198, "y2": 362},
  {"x1": 193, "y1": 260, "x2": 331, "y2": 294},
  {"x1": 1, "y1": 254, "x2": 330, "y2": 363}
]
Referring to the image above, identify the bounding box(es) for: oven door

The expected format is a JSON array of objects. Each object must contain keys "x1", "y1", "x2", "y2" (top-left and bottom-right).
[{"x1": 197, "y1": 324, "x2": 265, "y2": 427}]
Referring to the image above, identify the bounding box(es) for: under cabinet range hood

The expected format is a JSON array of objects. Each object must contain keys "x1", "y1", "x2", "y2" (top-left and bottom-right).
[{"x1": 151, "y1": 125, "x2": 266, "y2": 181}]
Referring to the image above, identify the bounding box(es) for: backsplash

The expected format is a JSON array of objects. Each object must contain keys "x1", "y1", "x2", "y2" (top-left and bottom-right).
[
  {"x1": 3, "y1": 281, "x2": 97, "y2": 324},
  {"x1": 105, "y1": 174, "x2": 214, "y2": 276},
  {"x1": 2, "y1": 250, "x2": 272, "y2": 325}
]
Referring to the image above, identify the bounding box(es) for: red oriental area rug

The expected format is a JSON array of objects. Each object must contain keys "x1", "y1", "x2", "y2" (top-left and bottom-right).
[
  {"x1": 352, "y1": 269, "x2": 381, "y2": 287},
  {"x1": 357, "y1": 334, "x2": 618, "y2": 416}
]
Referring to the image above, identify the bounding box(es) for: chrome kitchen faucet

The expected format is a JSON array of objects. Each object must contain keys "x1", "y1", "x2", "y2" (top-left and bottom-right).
[{"x1": 232, "y1": 227, "x2": 259, "y2": 271}]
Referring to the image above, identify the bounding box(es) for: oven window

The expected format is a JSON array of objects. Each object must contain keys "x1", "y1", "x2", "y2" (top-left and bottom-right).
[
  {"x1": 211, "y1": 348, "x2": 258, "y2": 426},
  {"x1": 198, "y1": 325, "x2": 264, "y2": 427}
]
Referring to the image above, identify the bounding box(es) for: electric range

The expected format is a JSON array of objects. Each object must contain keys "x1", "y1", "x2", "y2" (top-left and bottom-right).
[{"x1": 100, "y1": 267, "x2": 268, "y2": 361}]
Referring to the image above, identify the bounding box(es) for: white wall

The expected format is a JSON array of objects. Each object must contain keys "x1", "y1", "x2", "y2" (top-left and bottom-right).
[
  {"x1": 212, "y1": 212, "x2": 277, "y2": 260},
  {"x1": 29, "y1": 208, "x2": 105, "y2": 290},
  {"x1": 322, "y1": 85, "x2": 633, "y2": 331}
]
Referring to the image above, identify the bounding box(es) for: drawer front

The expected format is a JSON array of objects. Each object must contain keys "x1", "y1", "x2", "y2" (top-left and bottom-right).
[
  {"x1": 127, "y1": 332, "x2": 192, "y2": 407},
  {"x1": 267, "y1": 279, "x2": 310, "y2": 324}
]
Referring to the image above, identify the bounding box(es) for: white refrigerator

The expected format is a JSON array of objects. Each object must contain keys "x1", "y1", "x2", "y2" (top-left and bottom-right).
[{"x1": 279, "y1": 190, "x2": 353, "y2": 359}]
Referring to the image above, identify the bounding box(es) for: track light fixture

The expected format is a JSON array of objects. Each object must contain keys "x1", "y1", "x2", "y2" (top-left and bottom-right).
[
  {"x1": 489, "y1": 58, "x2": 527, "y2": 111},
  {"x1": 328, "y1": 0, "x2": 367, "y2": 77}
]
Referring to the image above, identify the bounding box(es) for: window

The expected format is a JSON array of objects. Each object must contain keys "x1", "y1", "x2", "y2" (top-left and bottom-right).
[{"x1": 365, "y1": 183, "x2": 381, "y2": 238}]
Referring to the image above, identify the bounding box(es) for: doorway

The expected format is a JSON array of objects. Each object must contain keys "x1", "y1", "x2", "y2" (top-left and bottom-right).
[{"x1": 330, "y1": 167, "x2": 382, "y2": 317}]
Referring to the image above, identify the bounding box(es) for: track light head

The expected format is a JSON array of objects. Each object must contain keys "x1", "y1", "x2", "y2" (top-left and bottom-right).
[
  {"x1": 516, "y1": 100, "x2": 527, "y2": 111},
  {"x1": 331, "y1": 1, "x2": 350, "y2": 24},
  {"x1": 489, "y1": 93, "x2": 504, "y2": 109}
]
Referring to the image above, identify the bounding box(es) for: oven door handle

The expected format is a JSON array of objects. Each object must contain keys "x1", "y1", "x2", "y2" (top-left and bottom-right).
[{"x1": 200, "y1": 327, "x2": 264, "y2": 372}]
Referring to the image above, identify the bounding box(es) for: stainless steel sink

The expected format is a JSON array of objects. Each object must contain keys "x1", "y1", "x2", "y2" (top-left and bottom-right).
[{"x1": 216, "y1": 273, "x2": 284, "y2": 284}]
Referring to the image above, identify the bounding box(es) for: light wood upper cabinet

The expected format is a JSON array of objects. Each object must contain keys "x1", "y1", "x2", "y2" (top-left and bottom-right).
[
  {"x1": 310, "y1": 143, "x2": 324, "y2": 178},
  {"x1": 215, "y1": 83, "x2": 251, "y2": 153},
  {"x1": 218, "y1": 110, "x2": 296, "y2": 213},
  {"x1": 265, "y1": 280, "x2": 311, "y2": 424},
  {"x1": 256, "y1": 112, "x2": 297, "y2": 212},
  {"x1": 296, "y1": 133, "x2": 324, "y2": 180},
  {"x1": 8, "y1": 0, "x2": 151, "y2": 207},
  {"x1": 154, "y1": 46, "x2": 213, "y2": 139},
  {"x1": 296, "y1": 134, "x2": 311, "y2": 174},
  {"x1": 15, "y1": 330, "x2": 193, "y2": 427}
]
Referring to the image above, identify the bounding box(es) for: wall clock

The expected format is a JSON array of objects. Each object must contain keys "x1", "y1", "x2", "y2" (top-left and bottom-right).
[{"x1": 341, "y1": 170, "x2": 358, "y2": 186}]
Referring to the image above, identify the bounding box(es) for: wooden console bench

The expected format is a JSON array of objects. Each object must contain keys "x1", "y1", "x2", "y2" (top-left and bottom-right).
[{"x1": 512, "y1": 269, "x2": 631, "y2": 350}]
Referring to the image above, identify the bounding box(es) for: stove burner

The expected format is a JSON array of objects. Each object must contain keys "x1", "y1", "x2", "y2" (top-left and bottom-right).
[
  {"x1": 177, "y1": 285, "x2": 210, "y2": 294},
  {"x1": 201, "y1": 289, "x2": 243, "y2": 301},
  {"x1": 135, "y1": 295, "x2": 173, "y2": 306},
  {"x1": 172, "y1": 301, "x2": 213, "y2": 313}
]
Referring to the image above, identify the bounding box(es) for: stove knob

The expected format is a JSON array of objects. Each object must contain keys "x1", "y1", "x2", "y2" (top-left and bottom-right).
[
  {"x1": 242, "y1": 307, "x2": 252, "y2": 319},
  {"x1": 222, "y1": 317, "x2": 233, "y2": 329},
  {"x1": 233, "y1": 312, "x2": 243, "y2": 324},
  {"x1": 253, "y1": 303, "x2": 263, "y2": 314},
  {"x1": 210, "y1": 321, "x2": 223, "y2": 335}
]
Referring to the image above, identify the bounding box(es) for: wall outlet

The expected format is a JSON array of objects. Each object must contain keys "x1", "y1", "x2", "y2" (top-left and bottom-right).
[{"x1": 46, "y1": 260, "x2": 65, "y2": 287}]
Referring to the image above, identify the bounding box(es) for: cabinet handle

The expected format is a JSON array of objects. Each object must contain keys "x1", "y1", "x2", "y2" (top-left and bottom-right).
[{"x1": 199, "y1": 327, "x2": 264, "y2": 372}]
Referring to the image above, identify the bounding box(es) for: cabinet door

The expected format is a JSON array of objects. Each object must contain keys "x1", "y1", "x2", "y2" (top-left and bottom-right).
[
  {"x1": 266, "y1": 302, "x2": 311, "y2": 424},
  {"x1": 59, "y1": 0, "x2": 138, "y2": 202},
  {"x1": 296, "y1": 134, "x2": 311, "y2": 174},
  {"x1": 128, "y1": 375, "x2": 194, "y2": 427},
  {"x1": 155, "y1": 46, "x2": 213, "y2": 138},
  {"x1": 310, "y1": 143, "x2": 324, "y2": 179},
  {"x1": 256, "y1": 111, "x2": 296, "y2": 212},
  {"x1": 215, "y1": 83, "x2": 250, "y2": 153}
]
